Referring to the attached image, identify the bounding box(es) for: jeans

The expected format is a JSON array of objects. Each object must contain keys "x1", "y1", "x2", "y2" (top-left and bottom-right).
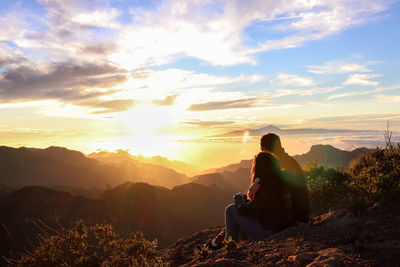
[{"x1": 225, "y1": 203, "x2": 273, "y2": 242}]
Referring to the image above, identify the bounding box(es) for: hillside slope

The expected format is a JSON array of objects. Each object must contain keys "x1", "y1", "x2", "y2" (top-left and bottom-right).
[
  {"x1": 191, "y1": 168, "x2": 251, "y2": 195},
  {"x1": 88, "y1": 150, "x2": 188, "y2": 188},
  {"x1": 159, "y1": 202, "x2": 400, "y2": 266},
  {"x1": 0, "y1": 181, "x2": 233, "y2": 258}
]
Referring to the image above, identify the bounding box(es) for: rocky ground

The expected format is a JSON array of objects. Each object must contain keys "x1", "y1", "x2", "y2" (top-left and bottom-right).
[{"x1": 158, "y1": 202, "x2": 400, "y2": 266}]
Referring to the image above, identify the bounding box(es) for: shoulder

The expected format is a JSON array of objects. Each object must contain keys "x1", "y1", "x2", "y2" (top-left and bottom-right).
[{"x1": 281, "y1": 154, "x2": 303, "y2": 174}]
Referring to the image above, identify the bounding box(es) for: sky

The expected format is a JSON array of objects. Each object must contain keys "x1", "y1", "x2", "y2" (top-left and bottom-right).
[{"x1": 1, "y1": 0, "x2": 400, "y2": 168}]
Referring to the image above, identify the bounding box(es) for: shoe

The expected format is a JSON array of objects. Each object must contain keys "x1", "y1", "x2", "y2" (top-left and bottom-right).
[{"x1": 204, "y1": 240, "x2": 222, "y2": 251}]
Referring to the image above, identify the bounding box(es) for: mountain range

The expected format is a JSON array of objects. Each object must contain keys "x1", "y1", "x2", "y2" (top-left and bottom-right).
[
  {"x1": 190, "y1": 145, "x2": 371, "y2": 196},
  {"x1": 293, "y1": 144, "x2": 371, "y2": 168},
  {"x1": 202, "y1": 144, "x2": 371, "y2": 171},
  {"x1": 0, "y1": 146, "x2": 188, "y2": 191}
]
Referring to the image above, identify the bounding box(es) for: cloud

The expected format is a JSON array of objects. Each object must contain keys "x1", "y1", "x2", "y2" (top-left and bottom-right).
[
  {"x1": 152, "y1": 94, "x2": 179, "y2": 106},
  {"x1": 375, "y1": 94, "x2": 400, "y2": 102},
  {"x1": 0, "y1": 44, "x2": 26, "y2": 67},
  {"x1": 0, "y1": 62, "x2": 126, "y2": 100},
  {"x1": 80, "y1": 99, "x2": 136, "y2": 114},
  {"x1": 115, "y1": 68, "x2": 262, "y2": 103},
  {"x1": 307, "y1": 113, "x2": 400, "y2": 125},
  {"x1": 374, "y1": 84, "x2": 400, "y2": 92},
  {"x1": 343, "y1": 73, "x2": 382, "y2": 86},
  {"x1": 0, "y1": 0, "x2": 397, "y2": 117},
  {"x1": 273, "y1": 86, "x2": 340, "y2": 98},
  {"x1": 181, "y1": 120, "x2": 235, "y2": 127},
  {"x1": 0, "y1": 126, "x2": 64, "y2": 135},
  {"x1": 0, "y1": 55, "x2": 14, "y2": 68},
  {"x1": 250, "y1": 1, "x2": 393, "y2": 53},
  {"x1": 277, "y1": 73, "x2": 315, "y2": 87},
  {"x1": 40, "y1": 0, "x2": 121, "y2": 29},
  {"x1": 0, "y1": 1, "x2": 121, "y2": 66},
  {"x1": 327, "y1": 83, "x2": 400, "y2": 100},
  {"x1": 0, "y1": 61, "x2": 128, "y2": 114},
  {"x1": 307, "y1": 61, "x2": 376, "y2": 74},
  {"x1": 188, "y1": 97, "x2": 269, "y2": 111},
  {"x1": 80, "y1": 43, "x2": 117, "y2": 55},
  {"x1": 1, "y1": 0, "x2": 395, "y2": 70},
  {"x1": 70, "y1": 9, "x2": 121, "y2": 29},
  {"x1": 327, "y1": 91, "x2": 368, "y2": 100}
]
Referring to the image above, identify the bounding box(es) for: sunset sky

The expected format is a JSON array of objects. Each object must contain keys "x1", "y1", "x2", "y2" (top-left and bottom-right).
[{"x1": 1, "y1": 0, "x2": 399, "y2": 168}]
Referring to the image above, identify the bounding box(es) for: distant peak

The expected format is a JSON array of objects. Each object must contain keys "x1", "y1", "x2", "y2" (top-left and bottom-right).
[
  {"x1": 310, "y1": 144, "x2": 336, "y2": 150},
  {"x1": 257, "y1": 125, "x2": 281, "y2": 132},
  {"x1": 308, "y1": 144, "x2": 342, "y2": 154}
]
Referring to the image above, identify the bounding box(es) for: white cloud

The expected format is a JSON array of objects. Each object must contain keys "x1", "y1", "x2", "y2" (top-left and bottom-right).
[
  {"x1": 274, "y1": 86, "x2": 341, "y2": 97},
  {"x1": 307, "y1": 61, "x2": 377, "y2": 74},
  {"x1": 327, "y1": 83, "x2": 400, "y2": 100},
  {"x1": 71, "y1": 9, "x2": 121, "y2": 29},
  {"x1": 1, "y1": 0, "x2": 395, "y2": 68},
  {"x1": 113, "y1": 68, "x2": 261, "y2": 100},
  {"x1": 277, "y1": 73, "x2": 315, "y2": 87},
  {"x1": 375, "y1": 94, "x2": 400, "y2": 102},
  {"x1": 343, "y1": 73, "x2": 382, "y2": 86},
  {"x1": 250, "y1": 0, "x2": 393, "y2": 53},
  {"x1": 327, "y1": 91, "x2": 369, "y2": 100},
  {"x1": 375, "y1": 84, "x2": 400, "y2": 92}
]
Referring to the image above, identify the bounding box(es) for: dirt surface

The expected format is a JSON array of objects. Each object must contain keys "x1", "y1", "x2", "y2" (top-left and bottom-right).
[{"x1": 158, "y1": 202, "x2": 400, "y2": 266}]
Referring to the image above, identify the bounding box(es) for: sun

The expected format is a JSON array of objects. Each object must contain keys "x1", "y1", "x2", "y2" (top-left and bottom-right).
[
  {"x1": 110, "y1": 103, "x2": 184, "y2": 157},
  {"x1": 117, "y1": 104, "x2": 168, "y2": 135}
]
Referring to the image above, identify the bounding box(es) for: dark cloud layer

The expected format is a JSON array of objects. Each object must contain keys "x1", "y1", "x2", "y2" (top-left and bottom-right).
[
  {"x1": 0, "y1": 51, "x2": 25, "y2": 68},
  {"x1": 0, "y1": 57, "x2": 13, "y2": 68},
  {"x1": 189, "y1": 97, "x2": 264, "y2": 111},
  {"x1": 80, "y1": 43, "x2": 117, "y2": 55},
  {"x1": 0, "y1": 61, "x2": 129, "y2": 112}
]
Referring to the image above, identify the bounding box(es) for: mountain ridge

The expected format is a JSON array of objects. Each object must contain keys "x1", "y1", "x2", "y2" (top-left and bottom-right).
[{"x1": 0, "y1": 145, "x2": 188, "y2": 190}]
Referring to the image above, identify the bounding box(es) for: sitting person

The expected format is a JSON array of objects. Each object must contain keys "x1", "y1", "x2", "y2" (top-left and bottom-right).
[
  {"x1": 248, "y1": 133, "x2": 310, "y2": 224},
  {"x1": 207, "y1": 151, "x2": 290, "y2": 249}
]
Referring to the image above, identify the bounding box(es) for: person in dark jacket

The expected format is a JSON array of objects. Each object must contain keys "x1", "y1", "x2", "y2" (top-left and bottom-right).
[
  {"x1": 234, "y1": 152, "x2": 290, "y2": 232},
  {"x1": 206, "y1": 152, "x2": 290, "y2": 248},
  {"x1": 248, "y1": 133, "x2": 310, "y2": 224}
]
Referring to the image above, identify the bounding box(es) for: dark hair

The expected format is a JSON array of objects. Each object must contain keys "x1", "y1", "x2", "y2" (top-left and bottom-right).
[
  {"x1": 251, "y1": 152, "x2": 282, "y2": 183},
  {"x1": 260, "y1": 133, "x2": 283, "y2": 154}
]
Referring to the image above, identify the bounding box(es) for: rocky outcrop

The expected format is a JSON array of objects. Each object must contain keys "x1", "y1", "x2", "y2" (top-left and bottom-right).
[{"x1": 159, "y1": 202, "x2": 400, "y2": 266}]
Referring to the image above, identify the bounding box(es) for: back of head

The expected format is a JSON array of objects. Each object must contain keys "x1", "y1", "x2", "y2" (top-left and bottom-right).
[{"x1": 260, "y1": 133, "x2": 283, "y2": 154}]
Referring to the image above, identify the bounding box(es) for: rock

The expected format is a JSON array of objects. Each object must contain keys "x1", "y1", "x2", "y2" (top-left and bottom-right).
[
  {"x1": 192, "y1": 258, "x2": 255, "y2": 267},
  {"x1": 367, "y1": 202, "x2": 381, "y2": 212},
  {"x1": 353, "y1": 239, "x2": 364, "y2": 251},
  {"x1": 334, "y1": 209, "x2": 348, "y2": 217},
  {"x1": 312, "y1": 209, "x2": 350, "y2": 225},
  {"x1": 287, "y1": 252, "x2": 317, "y2": 264},
  {"x1": 159, "y1": 202, "x2": 400, "y2": 266},
  {"x1": 336, "y1": 215, "x2": 358, "y2": 227},
  {"x1": 364, "y1": 220, "x2": 377, "y2": 225},
  {"x1": 306, "y1": 248, "x2": 343, "y2": 267}
]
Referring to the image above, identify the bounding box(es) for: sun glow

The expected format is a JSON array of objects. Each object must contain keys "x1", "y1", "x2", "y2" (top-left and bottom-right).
[
  {"x1": 116, "y1": 104, "x2": 169, "y2": 135},
  {"x1": 109, "y1": 104, "x2": 185, "y2": 157}
]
